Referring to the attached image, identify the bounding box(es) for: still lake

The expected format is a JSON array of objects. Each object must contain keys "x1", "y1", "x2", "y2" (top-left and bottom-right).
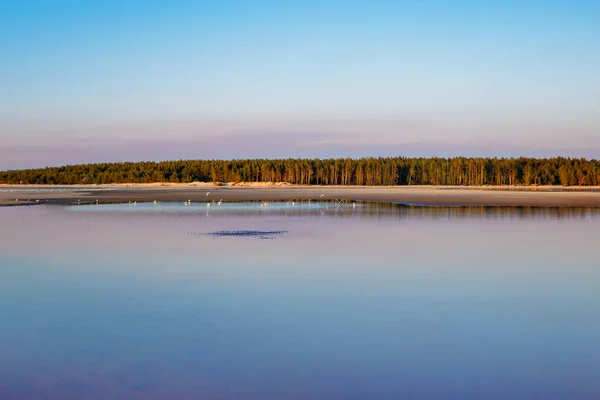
[{"x1": 1, "y1": 202, "x2": 599, "y2": 399}]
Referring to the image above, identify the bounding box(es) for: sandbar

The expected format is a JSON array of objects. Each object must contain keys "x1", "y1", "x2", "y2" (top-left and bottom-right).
[{"x1": 2, "y1": 184, "x2": 600, "y2": 207}]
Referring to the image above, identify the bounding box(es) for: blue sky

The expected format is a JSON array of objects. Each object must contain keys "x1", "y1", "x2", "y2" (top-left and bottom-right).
[{"x1": 1, "y1": 0, "x2": 599, "y2": 168}]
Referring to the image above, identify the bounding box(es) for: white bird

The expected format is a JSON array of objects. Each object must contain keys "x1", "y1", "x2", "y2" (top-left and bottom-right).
[
  {"x1": 206, "y1": 192, "x2": 210, "y2": 196},
  {"x1": 206, "y1": 202, "x2": 211, "y2": 208},
  {"x1": 218, "y1": 199, "x2": 222, "y2": 206},
  {"x1": 320, "y1": 194, "x2": 325, "y2": 198},
  {"x1": 352, "y1": 202, "x2": 356, "y2": 208},
  {"x1": 153, "y1": 200, "x2": 157, "y2": 205},
  {"x1": 133, "y1": 201, "x2": 137, "y2": 205}
]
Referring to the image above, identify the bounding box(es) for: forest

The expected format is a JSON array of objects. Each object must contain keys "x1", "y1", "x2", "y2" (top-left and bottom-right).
[{"x1": 1, "y1": 157, "x2": 600, "y2": 186}]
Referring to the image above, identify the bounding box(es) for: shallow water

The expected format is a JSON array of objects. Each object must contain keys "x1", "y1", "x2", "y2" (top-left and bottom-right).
[{"x1": 1, "y1": 203, "x2": 599, "y2": 399}]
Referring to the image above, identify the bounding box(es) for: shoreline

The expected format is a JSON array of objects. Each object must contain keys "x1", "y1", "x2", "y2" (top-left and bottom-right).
[
  {"x1": 2, "y1": 184, "x2": 600, "y2": 207},
  {"x1": 2, "y1": 182, "x2": 600, "y2": 191}
]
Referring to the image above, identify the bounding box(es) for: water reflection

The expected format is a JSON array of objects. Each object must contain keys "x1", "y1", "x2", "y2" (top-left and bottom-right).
[
  {"x1": 397, "y1": 204, "x2": 600, "y2": 220},
  {"x1": 66, "y1": 200, "x2": 600, "y2": 221},
  {"x1": 1, "y1": 204, "x2": 600, "y2": 399}
]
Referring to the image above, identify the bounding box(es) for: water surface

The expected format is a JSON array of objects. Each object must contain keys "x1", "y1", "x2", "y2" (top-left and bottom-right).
[{"x1": 1, "y1": 203, "x2": 599, "y2": 399}]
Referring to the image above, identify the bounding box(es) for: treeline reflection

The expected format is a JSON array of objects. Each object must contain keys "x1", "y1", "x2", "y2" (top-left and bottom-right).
[
  {"x1": 189, "y1": 202, "x2": 600, "y2": 221},
  {"x1": 67, "y1": 201, "x2": 600, "y2": 221}
]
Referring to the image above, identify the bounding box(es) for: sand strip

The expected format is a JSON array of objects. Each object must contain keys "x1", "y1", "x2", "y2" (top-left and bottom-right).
[{"x1": 2, "y1": 185, "x2": 600, "y2": 207}]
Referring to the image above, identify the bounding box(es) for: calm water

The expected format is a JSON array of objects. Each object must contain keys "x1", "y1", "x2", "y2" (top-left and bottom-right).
[{"x1": 1, "y1": 202, "x2": 599, "y2": 399}]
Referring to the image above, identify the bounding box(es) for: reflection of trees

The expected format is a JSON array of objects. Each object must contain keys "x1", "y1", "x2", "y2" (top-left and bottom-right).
[
  {"x1": 301, "y1": 203, "x2": 600, "y2": 221},
  {"x1": 393, "y1": 205, "x2": 600, "y2": 221},
  {"x1": 167, "y1": 201, "x2": 600, "y2": 221},
  {"x1": 67, "y1": 200, "x2": 600, "y2": 221},
  {"x1": 327, "y1": 204, "x2": 600, "y2": 220}
]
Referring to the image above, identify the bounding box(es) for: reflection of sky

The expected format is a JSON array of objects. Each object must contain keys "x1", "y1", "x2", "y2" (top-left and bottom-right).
[{"x1": 1, "y1": 205, "x2": 600, "y2": 399}]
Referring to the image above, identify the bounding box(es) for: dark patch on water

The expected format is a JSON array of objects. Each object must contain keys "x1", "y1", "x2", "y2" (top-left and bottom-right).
[{"x1": 189, "y1": 230, "x2": 288, "y2": 240}]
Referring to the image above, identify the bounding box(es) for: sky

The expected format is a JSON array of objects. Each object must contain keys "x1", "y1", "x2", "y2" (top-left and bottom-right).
[{"x1": 1, "y1": 0, "x2": 599, "y2": 169}]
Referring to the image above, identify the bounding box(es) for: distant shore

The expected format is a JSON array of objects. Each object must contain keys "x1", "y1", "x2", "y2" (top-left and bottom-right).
[{"x1": 2, "y1": 183, "x2": 600, "y2": 207}]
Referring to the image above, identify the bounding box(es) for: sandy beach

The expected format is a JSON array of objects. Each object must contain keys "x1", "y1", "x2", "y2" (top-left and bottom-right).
[{"x1": 2, "y1": 183, "x2": 600, "y2": 207}]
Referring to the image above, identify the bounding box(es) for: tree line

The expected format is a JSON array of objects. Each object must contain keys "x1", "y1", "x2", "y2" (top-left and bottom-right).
[{"x1": 1, "y1": 157, "x2": 600, "y2": 186}]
